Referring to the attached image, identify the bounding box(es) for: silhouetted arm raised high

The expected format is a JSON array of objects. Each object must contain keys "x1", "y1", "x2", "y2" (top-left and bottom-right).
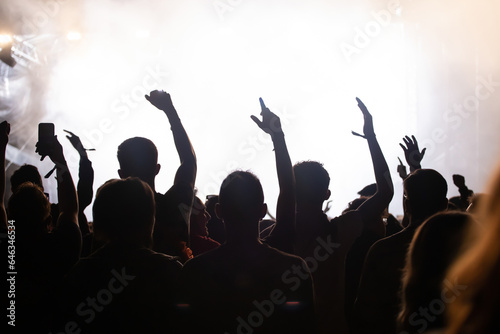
[
  {"x1": 252, "y1": 98, "x2": 295, "y2": 253},
  {"x1": 64, "y1": 130, "x2": 93, "y2": 235},
  {"x1": 145, "y1": 90, "x2": 197, "y2": 190},
  {"x1": 353, "y1": 98, "x2": 394, "y2": 236}
]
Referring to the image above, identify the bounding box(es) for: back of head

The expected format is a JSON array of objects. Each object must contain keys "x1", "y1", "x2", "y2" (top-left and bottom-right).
[
  {"x1": 8, "y1": 182, "x2": 50, "y2": 235},
  {"x1": 293, "y1": 161, "x2": 330, "y2": 205},
  {"x1": 399, "y1": 211, "x2": 473, "y2": 331},
  {"x1": 93, "y1": 177, "x2": 155, "y2": 247},
  {"x1": 117, "y1": 137, "x2": 158, "y2": 181},
  {"x1": 11, "y1": 164, "x2": 43, "y2": 193},
  {"x1": 218, "y1": 171, "x2": 264, "y2": 223},
  {"x1": 403, "y1": 169, "x2": 448, "y2": 221}
]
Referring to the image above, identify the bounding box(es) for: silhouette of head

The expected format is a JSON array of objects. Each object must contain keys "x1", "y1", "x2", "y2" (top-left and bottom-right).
[
  {"x1": 8, "y1": 182, "x2": 51, "y2": 235},
  {"x1": 293, "y1": 161, "x2": 331, "y2": 205},
  {"x1": 216, "y1": 171, "x2": 266, "y2": 226},
  {"x1": 117, "y1": 137, "x2": 160, "y2": 184},
  {"x1": 93, "y1": 177, "x2": 155, "y2": 247},
  {"x1": 11, "y1": 164, "x2": 43, "y2": 193},
  {"x1": 403, "y1": 169, "x2": 448, "y2": 221},
  {"x1": 205, "y1": 195, "x2": 219, "y2": 219},
  {"x1": 398, "y1": 211, "x2": 473, "y2": 332},
  {"x1": 190, "y1": 196, "x2": 211, "y2": 237}
]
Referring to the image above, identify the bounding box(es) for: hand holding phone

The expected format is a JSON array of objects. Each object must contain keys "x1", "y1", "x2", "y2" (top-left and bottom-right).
[{"x1": 36, "y1": 123, "x2": 56, "y2": 161}]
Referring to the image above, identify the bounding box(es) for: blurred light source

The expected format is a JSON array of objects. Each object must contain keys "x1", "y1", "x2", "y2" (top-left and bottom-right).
[
  {"x1": 67, "y1": 31, "x2": 82, "y2": 41},
  {"x1": 0, "y1": 34, "x2": 13, "y2": 45}
]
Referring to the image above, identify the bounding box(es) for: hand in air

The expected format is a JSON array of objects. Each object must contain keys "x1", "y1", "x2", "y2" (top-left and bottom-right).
[
  {"x1": 145, "y1": 90, "x2": 177, "y2": 118},
  {"x1": 352, "y1": 97, "x2": 375, "y2": 139},
  {"x1": 64, "y1": 130, "x2": 91, "y2": 156},
  {"x1": 399, "y1": 135, "x2": 426, "y2": 171},
  {"x1": 0, "y1": 121, "x2": 10, "y2": 147},
  {"x1": 251, "y1": 98, "x2": 283, "y2": 137},
  {"x1": 397, "y1": 157, "x2": 408, "y2": 180}
]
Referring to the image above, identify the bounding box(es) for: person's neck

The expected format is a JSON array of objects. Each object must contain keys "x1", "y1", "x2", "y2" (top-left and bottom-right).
[
  {"x1": 406, "y1": 216, "x2": 427, "y2": 229},
  {"x1": 224, "y1": 223, "x2": 261, "y2": 249}
]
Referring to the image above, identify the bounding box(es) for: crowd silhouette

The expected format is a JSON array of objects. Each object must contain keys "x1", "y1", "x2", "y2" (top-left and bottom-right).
[{"x1": 1, "y1": 88, "x2": 499, "y2": 334}]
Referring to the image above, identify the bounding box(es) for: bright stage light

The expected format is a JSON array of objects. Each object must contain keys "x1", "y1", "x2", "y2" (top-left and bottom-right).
[
  {"x1": 0, "y1": 34, "x2": 12, "y2": 45},
  {"x1": 66, "y1": 31, "x2": 82, "y2": 41},
  {"x1": 14, "y1": 0, "x2": 500, "y2": 218}
]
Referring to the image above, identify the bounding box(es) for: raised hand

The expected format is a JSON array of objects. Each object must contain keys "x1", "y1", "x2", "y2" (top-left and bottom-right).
[
  {"x1": 397, "y1": 157, "x2": 408, "y2": 180},
  {"x1": 64, "y1": 130, "x2": 89, "y2": 157},
  {"x1": 352, "y1": 97, "x2": 375, "y2": 139},
  {"x1": 0, "y1": 121, "x2": 10, "y2": 147},
  {"x1": 452, "y1": 174, "x2": 466, "y2": 189},
  {"x1": 36, "y1": 135, "x2": 64, "y2": 163},
  {"x1": 399, "y1": 135, "x2": 425, "y2": 172},
  {"x1": 250, "y1": 98, "x2": 283, "y2": 137},
  {"x1": 145, "y1": 90, "x2": 178, "y2": 119}
]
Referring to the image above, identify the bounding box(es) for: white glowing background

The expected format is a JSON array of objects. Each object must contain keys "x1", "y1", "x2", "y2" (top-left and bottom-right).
[{"x1": 1, "y1": 0, "x2": 500, "y2": 219}]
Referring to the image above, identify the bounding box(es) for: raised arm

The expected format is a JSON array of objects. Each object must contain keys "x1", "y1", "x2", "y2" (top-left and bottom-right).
[
  {"x1": 397, "y1": 157, "x2": 408, "y2": 181},
  {"x1": 0, "y1": 121, "x2": 10, "y2": 230},
  {"x1": 353, "y1": 98, "x2": 394, "y2": 236},
  {"x1": 399, "y1": 135, "x2": 426, "y2": 173},
  {"x1": 453, "y1": 174, "x2": 473, "y2": 202},
  {"x1": 36, "y1": 134, "x2": 79, "y2": 229},
  {"x1": 251, "y1": 98, "x2": 295, "y2": 253},
  {"x1": 145, "y1": 90, "x2": 197, "y2": 189},
  {"x1": 64, "y1": 130, "x2": 93, "y2": 235}
]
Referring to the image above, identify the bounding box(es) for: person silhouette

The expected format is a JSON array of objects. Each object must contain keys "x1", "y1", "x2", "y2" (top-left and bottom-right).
[
  {"x1": 353, "y1": 168, "x2": 448, "y2": 334},
  {"x1": 178, "y1": 99, "x2": 317, "y2": 334},
  {"x1": 116, "y1": 90, "x2": 197, "y2": 261}
]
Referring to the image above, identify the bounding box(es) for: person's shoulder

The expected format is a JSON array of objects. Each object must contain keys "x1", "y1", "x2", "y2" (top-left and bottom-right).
[
  {"x1": 331, "y1": 211, "x2": 363, "y2": 237},
  {"x1": 183, "y1": 245, "x2": 223, "y2": 268},
  {"x1": 163, "y1": 182, "x2": 192, "y2": 197},
  {"x1": 333, "y1": 210, "x2": 362, "y2": 223},
  {"x1": 367, "y1": 228, "x2": 408, "y2": 257},
  {"x1": 148, "y1": 249, "x2": 183, "y2": 268},
  {"x1": 262, "y1": 243, "x2": 305, "y2": 266}
]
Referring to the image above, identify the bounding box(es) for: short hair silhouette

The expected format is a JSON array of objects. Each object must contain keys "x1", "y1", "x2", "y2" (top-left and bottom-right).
[
  {"x1": 218, "y1": 171, "x2": 264, "y2": 221},
  {"x1": 294, "y1": 161, "x2": 330, "y2": 204},
  {"x1": 8, "y1": 182, "x2": 51, "y2": 234},
  {"x1": 117, "y1": 137, "x2": 158, "y2": 180},
  {"x1": 11, "y1": 164, "x2": 43, "y2": 192},
  {"x1": 404, "y1": 169, "x2": 448, "y2": 220},
  {"x1": 93, "y1": 177, "x2": 155, "y2": 247}
]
